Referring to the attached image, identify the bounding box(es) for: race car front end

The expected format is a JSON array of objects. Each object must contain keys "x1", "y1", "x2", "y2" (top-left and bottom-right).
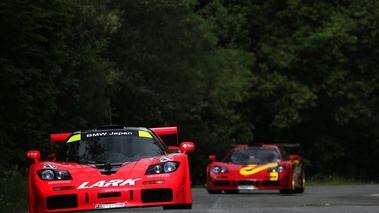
[
  {"x1": 206, "y1": 162, "x2": 293, "y2": 193},
  {"x1": 28, "y1": 154, "x2": 192, "y2": 213}
]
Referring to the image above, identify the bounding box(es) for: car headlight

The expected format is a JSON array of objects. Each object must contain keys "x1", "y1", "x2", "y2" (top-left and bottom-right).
[
  {"x1": 211, "y1": 166, "x2": 228, "y2": 173},
  {"x1": 37, "y1": 169, "x2": 72, "y2": 180},
  {"x1": 267, "y1": 166, "x2": 286, "y2": 173},
  {"x1": 145, "y1": 162, "x2": 180, "y2": 175}
]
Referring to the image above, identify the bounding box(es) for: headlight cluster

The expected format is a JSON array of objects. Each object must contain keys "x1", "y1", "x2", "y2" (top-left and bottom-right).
[
  {"x1": 145, "y1": 162, "x2": 180, "y2": 175},
  {"x1": 37, "y1": 169, "x2": 72, "y2": 180},
  {"x1": 211, "y1": 166, "x2": 228, "y2": 173},
  {"x1": 267, "y1": 166, "x2": 286, "y2": 173}
]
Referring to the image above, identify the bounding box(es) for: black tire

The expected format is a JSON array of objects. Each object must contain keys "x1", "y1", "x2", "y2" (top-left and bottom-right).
[
  {"x1": 207, "y1": 190, "x2": 222, "y2": 194},
  {"x1": 163, "y1": 204, "x2": 192, "y2": 210},
  {"x1": 294, "y1": 169, "x2": 305, "y2": 193}
]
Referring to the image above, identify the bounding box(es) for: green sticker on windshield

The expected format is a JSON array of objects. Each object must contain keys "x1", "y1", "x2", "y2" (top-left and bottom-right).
[
  {"x1": 67, "y1": 134, "x2": 81, "y2": 143},
  {"x1": 138, "y1": 131, "x2": 152, "y2": 138}
]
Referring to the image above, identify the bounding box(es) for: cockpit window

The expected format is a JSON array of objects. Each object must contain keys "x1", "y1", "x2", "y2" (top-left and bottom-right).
[
  {"x1": 224, "y1": 147, "x2": 281, "y2": 165},
  {"x1": 55, "y1": 130, "x2": 165, "y2": 164}
]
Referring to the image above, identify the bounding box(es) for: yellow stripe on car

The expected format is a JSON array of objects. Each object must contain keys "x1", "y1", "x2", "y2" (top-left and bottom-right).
[
  {"x1": 240, "y1": 163, "x2": 278, "y2": 175},
  {"x1": 139, "y1": 131, "x2": 152, "y2": 138},
  {"x1": 67, "y1": 134, "x2": 81, "y2": 143}
]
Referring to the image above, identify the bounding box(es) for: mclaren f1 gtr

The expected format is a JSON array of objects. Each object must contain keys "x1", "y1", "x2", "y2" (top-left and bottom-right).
[
  {"x1": 26, "y1": 125, "x2": 195, "y2": 212},
  {"x1": 206, "y1": 143, "x2": 304, "y2": 194}
]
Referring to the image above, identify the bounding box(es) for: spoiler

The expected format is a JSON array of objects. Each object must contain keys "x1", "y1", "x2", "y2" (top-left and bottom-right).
[
  {"x1": 273, "y1": 144, "x2": 300, "y2": 148},
  {"x1": 230, "y1": 143, "x2": 300, "y2": 148},
  {"x1": 50, "y1": 133, "x2": 71, "y2": 152},
  {"x1": 150, "y1": 127, "x2": 178, "y2": 143}
]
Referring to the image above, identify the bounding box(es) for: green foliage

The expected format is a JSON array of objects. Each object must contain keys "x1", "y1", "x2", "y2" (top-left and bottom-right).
[
  {"x1": 0, "y1": 169, "x2": 28, "y2": 213},
  {"x1": 0, "y1": 0, "x2": 73, "y2": 177},
  {"x1": 1, "y1": 0, "x2": 379, "y2": 195}
]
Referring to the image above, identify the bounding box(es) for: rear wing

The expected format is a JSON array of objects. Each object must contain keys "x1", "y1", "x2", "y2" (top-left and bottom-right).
[
  {"x1": 150, "y1": 127, "x2": 178, "y2": 143},
  {"x1": 50, "y1": 133, "x2": 71, "y2": 152},
  {"x1": 274, "y1": 144, "x2": 301, "y2": 157},
  {"x1": 273, "y1": 144, "x2": 300, "y2": 148}
]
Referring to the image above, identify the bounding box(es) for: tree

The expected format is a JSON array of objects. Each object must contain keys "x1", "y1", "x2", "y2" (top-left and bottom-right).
[{"x1": 0, "y1": 0, "x2": 72, "y2": 176}]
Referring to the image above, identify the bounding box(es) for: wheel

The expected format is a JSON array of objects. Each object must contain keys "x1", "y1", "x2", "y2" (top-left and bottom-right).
[
  {"x1": 163, "y1": 204, "x2": 192, "y2": 210},
  {"x1": 294, "y1": 168, "x2": 305, "y2": 193},
  {"x1": 207, "y1": 190, "x2": 222, "y2": 194},
  {"x1": 224, "y1": 190, "x2": 239, "y2": 194}
]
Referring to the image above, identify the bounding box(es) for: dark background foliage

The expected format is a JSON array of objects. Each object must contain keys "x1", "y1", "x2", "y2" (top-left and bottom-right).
[{"x1": 1, "y1": 0, "x2": 378, "y2": 187}]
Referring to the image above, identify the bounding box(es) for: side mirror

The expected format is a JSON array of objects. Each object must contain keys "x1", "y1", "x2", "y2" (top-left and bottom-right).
[
  {"x1": 26, "y1": 150, "x2": 41, "y2": 163},
  {"x1": 180, "y1": 142, "x2": 195, "y2": 154},
  {"x1": 289, "y1": 154, "x2": 301, "y2": 161},
  {"x1": 209, "y1": 155, "x2": 216, "y2": 162}
]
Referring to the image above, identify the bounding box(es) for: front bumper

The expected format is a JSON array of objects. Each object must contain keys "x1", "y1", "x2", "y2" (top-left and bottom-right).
[
  {"x1": 32, "y1": 180, "x2": 191, "y2": 212},
  {"x1": 207, "y1": 171, "x2": 290, "y2": 191}
]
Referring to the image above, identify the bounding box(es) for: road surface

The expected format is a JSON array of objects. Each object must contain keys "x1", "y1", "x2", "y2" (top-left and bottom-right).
[{"x1": 51, "y1": 185, "x2": 379, "y2": 213}]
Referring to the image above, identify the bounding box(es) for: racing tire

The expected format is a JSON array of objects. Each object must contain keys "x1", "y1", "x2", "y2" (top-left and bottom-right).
[
  {"x1": 207, "y1": 190, "x2": 222, "y2": 194},
  {"x1": 294, "y1": 169, "x2": 305, "y2": 193},
  {"x1": 163, "y1": 203, "x2": 192, "y2": 210},
  {"x1": 224, "y1": 190, "x2": 239, "y2": 194}
]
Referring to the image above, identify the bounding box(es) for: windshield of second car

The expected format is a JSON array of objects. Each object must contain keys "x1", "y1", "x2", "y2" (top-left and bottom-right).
[
  {"x1": 55, "y1": 130, "x2": 165, "y2": 164},
  {"x1": 224, "y1": 147, "x2": 281, "y2": 165}
]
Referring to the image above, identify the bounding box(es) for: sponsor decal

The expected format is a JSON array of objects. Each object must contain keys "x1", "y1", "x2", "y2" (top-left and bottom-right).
[
  {"x1": 27, "y1": 152, "x2": 38, "y2": 157},
  {"x1": 160, "y1": 156, "x2": 173, "y2": 162},
  {"x1": 147, "y1": 174, "x2": 170, "y2": 178},
  {"x1": 48, "y1": 180, "x2": 72, "y2": 185},
  {"x1": 182, "y1": 144, "x2": 194, "y2": 148},
  {"x1": 85, "y1": 131, "x2": 145, "y2": 138},
  {"x1": 43, "y1": 164, "x2": 57, "y2": 169},
  {"x1": 77, "y1": 178, "x2": 142, "y2": 189},
  {"x1": 109, "y1": 132, "x2": 133, "y2": 136}
]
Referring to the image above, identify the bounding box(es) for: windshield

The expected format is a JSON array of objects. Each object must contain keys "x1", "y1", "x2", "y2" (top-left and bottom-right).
[
  {"x1": 224, "y1": 147, "x2": 281, "y2": 165},
  {"x1": 55, "y1": 130, "x2": 165, "y2": 164}
]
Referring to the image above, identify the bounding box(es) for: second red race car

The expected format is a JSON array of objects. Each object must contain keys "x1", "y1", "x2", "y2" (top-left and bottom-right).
[
  {"x1": 26, "y1": 125, "x2": 195, "y2": 213},
  {"x1": 206, "y1": 143, "x2": 305, "y2": 194}
]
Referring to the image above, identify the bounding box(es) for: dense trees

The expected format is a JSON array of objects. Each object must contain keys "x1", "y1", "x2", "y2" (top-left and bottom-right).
[{"x1": 0, "y1": 0, "x2": 378, "y2": 185}]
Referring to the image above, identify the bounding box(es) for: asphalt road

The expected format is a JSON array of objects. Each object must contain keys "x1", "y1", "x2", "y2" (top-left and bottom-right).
[{"x1": 74, "y1": 184, "x2": 379, "y2": 213}]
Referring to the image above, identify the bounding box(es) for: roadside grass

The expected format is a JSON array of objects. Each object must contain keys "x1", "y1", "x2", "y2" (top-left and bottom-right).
[
  {"x1": 0, "y1": 170, "x2": 29, "y2": 213},
  {"x1": 306, "y1": 174, "x2": 377, "y2": 186}
]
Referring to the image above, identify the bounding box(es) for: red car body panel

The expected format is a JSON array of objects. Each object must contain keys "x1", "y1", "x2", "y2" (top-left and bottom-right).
[
  {"x1": 206, "y1": 144, "x2": 304, "y2": 193},
  {"x1": 27, "y1": 126, "x2": 194, "y2": 213}
]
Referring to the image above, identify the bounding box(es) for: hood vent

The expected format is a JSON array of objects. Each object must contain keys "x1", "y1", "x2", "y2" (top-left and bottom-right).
[{"x1": 95, "y1": 162, "x2": 123, "y2": 175}]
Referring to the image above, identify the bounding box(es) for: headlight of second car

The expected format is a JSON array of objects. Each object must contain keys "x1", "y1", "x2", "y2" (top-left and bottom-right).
[
  {"x1": 37, "y1": 169, "x2": 72, "y2": 180},
  {"x1": 211, "y1": 166, "x2": 228, "y2": 173},
  {"x1": 145, "y1": 162, "x2": 180, "y2": 175},
  {"x1": 267, "y1": 166, "x2": 286, "y2": 173}
]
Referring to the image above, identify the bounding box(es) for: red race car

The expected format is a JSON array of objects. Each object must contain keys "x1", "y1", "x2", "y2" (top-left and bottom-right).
[
  {"x1": 206, "y1": 143, "x2": 305, "y2": 194},
  {"x1": 26, "y1": 125, "x2": 195, "y2": 213}
]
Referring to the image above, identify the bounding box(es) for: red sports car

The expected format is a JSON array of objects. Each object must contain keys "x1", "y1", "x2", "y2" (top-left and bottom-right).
[
  {"x1": 26, "y1": 125, "x2": 195, "y2": 213},
  {"x1": 206, "y1": 144, "x2": 305, "y2": 194}
]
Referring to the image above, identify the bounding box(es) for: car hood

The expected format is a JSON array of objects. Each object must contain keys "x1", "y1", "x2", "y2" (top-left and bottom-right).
[{"x1": 36, "y1": 154, "x2": 179, "y2": 180}]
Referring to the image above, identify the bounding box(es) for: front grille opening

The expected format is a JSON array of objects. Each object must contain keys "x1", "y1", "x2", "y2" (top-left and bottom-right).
[
  {"x1": 214, "y1": 181, "x2": 229, "y2": 186},
  {"x1": 238, "y1": 180, "x2": 260, "y2": 186},
  {"x1": 46, "y1": 194, "x2": 78, "y2": 210},
  {"x1": 98, "y1": 192, "x2": 121, "y2": 198},
  {"x1": 141, "y1": 188, "x2": 173, "y2": 203},
  {"x1": 263, "y1": 181, "x2": 280, "y2": 186}
]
